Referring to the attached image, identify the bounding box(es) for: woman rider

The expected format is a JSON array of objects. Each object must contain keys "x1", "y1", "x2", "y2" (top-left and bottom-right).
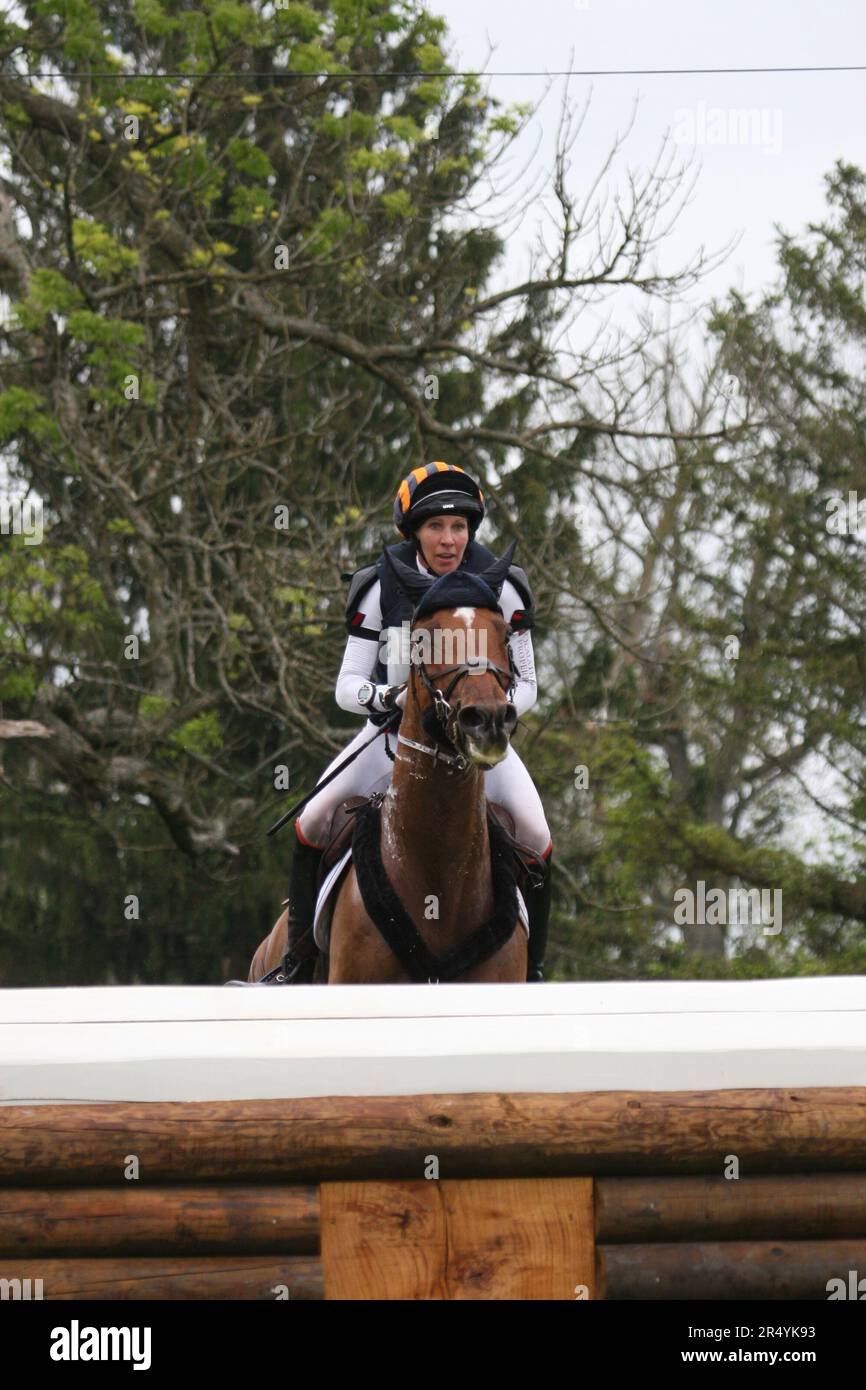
[{"x1": 281, "y1": 461, "x2": 553, "y2": 982}]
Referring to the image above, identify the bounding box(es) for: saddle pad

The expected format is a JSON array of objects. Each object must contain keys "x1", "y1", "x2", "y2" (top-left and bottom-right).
[
  {"x1": 312, "y1": 849, "x2": 529, "y2": 955},
  {"x1": 313, "y1": 847, "x2": 353, "y2": 952}
]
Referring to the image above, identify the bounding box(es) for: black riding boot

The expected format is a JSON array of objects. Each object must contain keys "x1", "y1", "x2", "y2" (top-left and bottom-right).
[
  {"x1": 524, "y1": 853, "x2": 552, "y2": 982},
  {"x1": 281, "y1": 832, "x2": 326, "y2": 983}
]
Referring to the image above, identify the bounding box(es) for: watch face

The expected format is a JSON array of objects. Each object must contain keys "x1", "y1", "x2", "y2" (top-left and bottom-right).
[{"x1": 357, "y1": 682, "x2": 373, "y2": 706}]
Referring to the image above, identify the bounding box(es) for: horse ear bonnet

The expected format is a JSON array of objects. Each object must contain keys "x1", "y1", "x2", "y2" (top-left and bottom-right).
[
  {"x1": 384, "y1": 539, "x2": 518, "y2": 621},
  {"x1": 414, "y1": 570, "x2": 501, "y2": 620}
]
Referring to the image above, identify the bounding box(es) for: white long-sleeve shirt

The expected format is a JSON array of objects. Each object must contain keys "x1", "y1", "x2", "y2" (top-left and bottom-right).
[{"x1": 335, "y1": 567, "x2": 538, "y2": 718}]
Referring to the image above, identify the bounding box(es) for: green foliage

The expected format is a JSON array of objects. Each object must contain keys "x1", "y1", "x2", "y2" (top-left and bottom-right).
[
  {"x1": 383, "y1": 114, "x2": 424, "y2": 144},
  {"x1": 226, "y1": 139, "x2": 275, "y2": 182},
  {"x1": 227, "y1": 185, "x2": 276, "y2": 226},
  {"x1": 413, "y1": 41, "x2": 446, "y2": 72},
  {"x1": 169, "y1": 711, "x2": 223, "y2": 757},
  {"x1": 0, "y1": 541, "x2": 107, "y2": 635},
  {"x1": 65, "y1": 309, "x2": 151, "y2": 401},
  {"x1": 274, "y1": 2, "x2": 323, "y2": 40},
  {"x1": 0, "y1": 387, "x2": 60, "y2": 445},
  {"x1": 380, "y1": 189, "x2": 415, "y2": 218},
  {"x1": 139, "y1": 694, "x2": 173, "y2": 721},
  {"x1": 12, "y1": 269, "x2": 83, "y2": 329},
  {"x1": 106, "y1": 517, "x2": 137, "y2": 536},
  {"x1": 72, "y1": 220, "x2": 139, "y2": 277}
]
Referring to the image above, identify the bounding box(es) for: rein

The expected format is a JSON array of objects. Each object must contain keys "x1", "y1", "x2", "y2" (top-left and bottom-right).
[{"x1": 266, "y1": 710, "x2": 401, "y2": 837}]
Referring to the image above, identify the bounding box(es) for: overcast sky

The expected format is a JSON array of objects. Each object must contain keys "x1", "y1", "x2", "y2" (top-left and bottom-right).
[
  {"x1": 428, "y1": 0, "x2": 866, "y2": 316},
  {"x1": 425, "y1": 3, "x2": 866, "y2": 865}
]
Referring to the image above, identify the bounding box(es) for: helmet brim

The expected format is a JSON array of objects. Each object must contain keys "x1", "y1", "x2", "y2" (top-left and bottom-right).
[{"x1": 402, "y1": 489, "x2": 484, "y2": 535}]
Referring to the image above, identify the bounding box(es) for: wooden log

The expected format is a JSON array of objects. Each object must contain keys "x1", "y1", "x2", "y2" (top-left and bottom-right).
[
  {"x1": 0, "y1": 1186, "x2": 319, "y2": 1256},
  {"x1": 599, "y1": 1240, "x2": 866, "y2": 1300},
  {"x1": 320, "y1": 1178, "x2": 595, "y2": 1300},
  {"x1": 0, "y1": 1256, "x2": 323, "y2": 1300},
  {"x1": 597, "y1": 1173, "x2": 866, "y2": 1242},
  {"x1": 0, "y1": 1256, "x2": 322, "y2": 1295},
  {"x1": 2, "y1": 1089, "x2": 866, "y2": 1184}
]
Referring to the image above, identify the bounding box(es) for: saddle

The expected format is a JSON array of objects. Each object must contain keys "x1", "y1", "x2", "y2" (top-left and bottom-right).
[{"x1": 317, "y1": 795, "x2": 547, "y2": 898}]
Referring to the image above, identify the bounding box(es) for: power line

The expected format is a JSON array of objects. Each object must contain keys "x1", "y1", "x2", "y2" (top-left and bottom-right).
[{"x1": 9, "y1": 64, "x2": 866, "y2": 80}]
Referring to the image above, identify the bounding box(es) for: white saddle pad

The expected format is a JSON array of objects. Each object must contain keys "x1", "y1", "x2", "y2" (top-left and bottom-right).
[{"x1": 313, "y1": 849, "x2": 530, "y2": 954}]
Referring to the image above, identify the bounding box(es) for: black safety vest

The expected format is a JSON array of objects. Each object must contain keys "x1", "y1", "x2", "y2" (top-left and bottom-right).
[{"x1": 344, "y1": 539, "x2": 534, "y2": 721}]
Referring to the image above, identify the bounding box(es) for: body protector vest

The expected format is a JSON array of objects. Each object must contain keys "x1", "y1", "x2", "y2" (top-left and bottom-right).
[{"x1": 343, "y1": 539, "x2": 534, "y2": 726}]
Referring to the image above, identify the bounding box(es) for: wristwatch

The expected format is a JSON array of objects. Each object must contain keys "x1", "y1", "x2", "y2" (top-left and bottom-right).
[{"x1": 356, "y1": 680, "x2": 376, "y2": 709}]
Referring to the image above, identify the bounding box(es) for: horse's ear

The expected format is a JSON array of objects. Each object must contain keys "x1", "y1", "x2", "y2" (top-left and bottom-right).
[
  {"x1": 383, "y1": 545, "x2": 435, "y2": 598},
  {"x1": 478, "y1": 538, "x2": 518, "y2": 593}
]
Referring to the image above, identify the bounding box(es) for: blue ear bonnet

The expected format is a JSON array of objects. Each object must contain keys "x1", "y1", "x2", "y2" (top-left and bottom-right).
[{"x1": 413, "y1": 570, "x2": 501, "y2": 620}]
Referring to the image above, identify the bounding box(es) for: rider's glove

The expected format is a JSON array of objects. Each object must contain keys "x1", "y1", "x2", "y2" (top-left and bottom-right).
[{"x1": 373, "y1": 683, "x2": 407, "y2": 712}]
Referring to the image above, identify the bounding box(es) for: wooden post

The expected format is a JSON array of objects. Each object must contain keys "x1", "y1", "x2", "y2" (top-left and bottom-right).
[{"x1": 320, "y1": 1177, "x2": 595, "y2": 1300}]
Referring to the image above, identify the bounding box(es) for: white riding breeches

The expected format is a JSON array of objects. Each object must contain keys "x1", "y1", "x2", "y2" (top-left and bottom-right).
[
  {"x1": 296, "y1": 721, "x2": 552, "y2": 855},
  {"x1": 297, "y1": 722, "x2": 396, "y2": 847}
]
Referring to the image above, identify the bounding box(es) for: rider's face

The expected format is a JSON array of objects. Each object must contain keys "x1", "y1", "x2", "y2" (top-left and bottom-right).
[{"x1": 414, "y1": 516, "x2": 470, "y2": 574}]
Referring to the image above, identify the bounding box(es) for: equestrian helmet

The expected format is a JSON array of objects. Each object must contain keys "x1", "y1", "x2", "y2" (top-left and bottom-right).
[{"x1": 393, "y1": 462, "x2": 485, "y2": 538}]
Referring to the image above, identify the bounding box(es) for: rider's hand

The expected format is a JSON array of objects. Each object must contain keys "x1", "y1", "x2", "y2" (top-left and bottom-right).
[{"x1": 374, "y1": 683, "x2": 407, "y2": 712}]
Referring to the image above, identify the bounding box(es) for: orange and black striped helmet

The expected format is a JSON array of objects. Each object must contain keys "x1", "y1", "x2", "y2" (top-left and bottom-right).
[{"x1": 393, "y1": 462, "x2": 485, "y2": 538}]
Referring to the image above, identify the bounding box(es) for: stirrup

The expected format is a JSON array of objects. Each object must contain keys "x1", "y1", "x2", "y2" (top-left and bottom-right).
[
  {"x1": 279, "y1": 951, "x2": 316, "y2": 984},
  {"x1": 224, "y1": 962, "x2": 291, "y2": 986},
  {"x1": 279, "y1": 923, "x2": 318, "y2": 983}
]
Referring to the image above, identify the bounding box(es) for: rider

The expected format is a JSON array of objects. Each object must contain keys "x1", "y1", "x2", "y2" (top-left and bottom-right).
[{"x1": 281, "y1": 462, "x2": 553, "y2": 982}]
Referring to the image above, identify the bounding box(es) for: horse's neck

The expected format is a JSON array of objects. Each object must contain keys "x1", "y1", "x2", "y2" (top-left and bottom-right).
[{"x1": 380, "y1": 695, "x2": 491, "y2": 922}]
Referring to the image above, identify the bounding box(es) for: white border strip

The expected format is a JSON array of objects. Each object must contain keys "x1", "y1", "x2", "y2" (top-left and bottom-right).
[{"x1": 1, "y1": 981, "x2": 865, "y2": 1101}]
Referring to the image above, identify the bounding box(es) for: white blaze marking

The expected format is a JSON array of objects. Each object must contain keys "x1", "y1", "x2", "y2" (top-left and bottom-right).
[{"x1": 453, "y1": 607, "x2": 475, "y2": 627}]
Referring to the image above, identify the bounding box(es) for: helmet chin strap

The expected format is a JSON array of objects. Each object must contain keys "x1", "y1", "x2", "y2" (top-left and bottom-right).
[{"x1": 413, "y1": 536, "x2": 441, "y2": 576}]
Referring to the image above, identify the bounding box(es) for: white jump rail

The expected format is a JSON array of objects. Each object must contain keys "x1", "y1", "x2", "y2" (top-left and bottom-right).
[{"x1": 1, "y1": 978, "x2": 865, "y2": 1103}]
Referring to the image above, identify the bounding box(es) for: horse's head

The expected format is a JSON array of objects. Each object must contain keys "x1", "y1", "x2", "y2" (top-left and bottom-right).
[{"x1": 386, "y1": 543, "x2": 519, "y2": 769}]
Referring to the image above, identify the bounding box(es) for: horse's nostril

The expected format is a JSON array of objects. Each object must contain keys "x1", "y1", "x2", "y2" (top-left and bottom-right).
[
  {"x1": 492, "y1": 703, "x2": 517, "y2": 736},
  {"x1": 459, "y1": 706, "x2": 487, "y2": 731}
]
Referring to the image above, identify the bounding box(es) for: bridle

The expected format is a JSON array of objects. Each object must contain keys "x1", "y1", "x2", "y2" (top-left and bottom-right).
[{"x1": 395, "y1": 620, "x2": 517, "y2": 773}]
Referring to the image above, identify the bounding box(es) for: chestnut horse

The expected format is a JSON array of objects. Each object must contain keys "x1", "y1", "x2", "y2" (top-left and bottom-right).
[{"x1": 249, "y1": 580, "x2": 527, "y2": 983}]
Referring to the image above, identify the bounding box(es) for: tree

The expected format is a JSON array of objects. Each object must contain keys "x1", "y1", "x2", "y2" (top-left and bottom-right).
[
  {"x1": 0, "y1": 2, "x2": 716, "y2": 981},
  {"x1": 540, "y1": 160, "x2": 866, "y2": 979}
]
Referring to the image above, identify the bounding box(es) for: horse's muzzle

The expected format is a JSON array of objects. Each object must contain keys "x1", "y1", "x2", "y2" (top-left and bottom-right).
[{"x1": 456, "y1": 702, "x2": 517, "y2": 766}]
